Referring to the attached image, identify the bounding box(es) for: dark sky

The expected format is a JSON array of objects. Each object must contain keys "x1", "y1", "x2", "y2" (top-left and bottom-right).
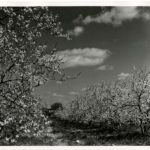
[{"x1": 35, "y1": 7, "x2": 150, "y2": 107}]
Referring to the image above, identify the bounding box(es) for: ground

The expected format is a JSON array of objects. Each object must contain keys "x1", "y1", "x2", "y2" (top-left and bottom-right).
[
  {"x1": 46, "y1": 117, "x2": 150, "y2": 146},
  {"x1": 14, "y1": 117, "x2": 150, "y2": 146}
]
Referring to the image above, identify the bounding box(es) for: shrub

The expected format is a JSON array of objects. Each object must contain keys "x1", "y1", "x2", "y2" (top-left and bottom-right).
[{"x1": 51, "y1": 102, "x2": 63, "y2": 111}]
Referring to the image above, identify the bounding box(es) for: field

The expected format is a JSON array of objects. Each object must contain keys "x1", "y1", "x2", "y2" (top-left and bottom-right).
[{"x1": 11, "y1": 116, "x2": 150, "y2": 146}]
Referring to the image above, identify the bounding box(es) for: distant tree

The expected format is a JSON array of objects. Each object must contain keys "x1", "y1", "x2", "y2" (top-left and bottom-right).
[
  {"x1": 63, "y1": 82, "x2": 112, "y2": 125},
  {"x1": 62, "y1": 67, "x2": 150, "y2": 135},
  {"x1": 0, "y1": 7, "x2": 68, "y2": 144},
  {"x1": 51, "y1": 102, "x2": 63, "y2": 111},
  {"x1": 118, "y1": 68, "x2": 150, "y2": 135}
]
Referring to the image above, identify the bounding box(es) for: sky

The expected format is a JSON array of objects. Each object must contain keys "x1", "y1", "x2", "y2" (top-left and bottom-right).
[{"x1": 35, "y1": 7, "x2": 150, "y2": 107}]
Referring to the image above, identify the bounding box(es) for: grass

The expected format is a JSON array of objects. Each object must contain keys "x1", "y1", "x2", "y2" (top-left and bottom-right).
[
  {"x1": 48, "y1": 117, "x2": 150, "y2": 146},
  {"x1": 3, "y1": 116, "x2": 150, "y2": 146}
]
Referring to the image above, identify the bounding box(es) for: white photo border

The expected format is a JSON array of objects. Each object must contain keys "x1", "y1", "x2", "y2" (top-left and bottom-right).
[
  {"x1": 0, "y1": 0, "x2": 150, "y2": 149},
  {"x1": 0, "y1": 0, "x2": 150, "y2": 6}
]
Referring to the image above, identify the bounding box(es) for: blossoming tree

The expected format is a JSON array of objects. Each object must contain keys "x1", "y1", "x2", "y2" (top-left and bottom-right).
[{"x1": 0, "y1": 7, "x2": 68, "y2": 144}]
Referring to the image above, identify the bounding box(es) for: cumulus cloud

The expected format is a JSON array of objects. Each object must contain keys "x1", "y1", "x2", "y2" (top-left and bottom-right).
[
  {"x1": 56, "y1": 81, "x2": 63, "y2": 84},
  {"x1": 83, "y1": 7, "x2": 139, "y2": 26},
  {"x1": 68, "y1": 26, "x2": 84, "y2": 37},
  {"x1": 97, "y1": 65, "x2": 107, "y2": 70},
  {"x1": 118, "y1": 73, "x2": 130, "y2": 80},
  {"x1": 142, "y1": 12, "x2": 150, "y2": 20},
  {"x1": 52, "y1": 93, "x2": 64, "y2": 98},
  {"x1": 81, "y1": 87, "x2": 87, "y2": 92},
  {"x1": 69, "y1": 91, "x2": 79, "y2": 95},
  {"x1": 73, "y1": 14, "x2": 84, "y2": 24},
  {"x1": 74, "y1": 7, "x2": 150, "y2": 27},
  {"x1": 57, "y1": 48, "x2": 110, "y2": 68},
  {"x1": 97, "y1": 65, "x2": 114, "y2": 71}
]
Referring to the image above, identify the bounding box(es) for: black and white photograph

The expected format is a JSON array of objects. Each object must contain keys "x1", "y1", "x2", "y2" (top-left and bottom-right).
[{"x1": 1, "y1": 2, "x2": 150, "y2": 146}]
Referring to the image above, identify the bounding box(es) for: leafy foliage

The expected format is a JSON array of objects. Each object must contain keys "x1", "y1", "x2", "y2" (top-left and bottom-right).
[
  {"x1": 60, "y1": 68, "x2": 150, "y2": 135},
  {"x1": 0, "y1": 7, "x2": 68, "y2": 144},
  {"x1": 51, "y1": 102, "x2": 63, "y2": 111}
]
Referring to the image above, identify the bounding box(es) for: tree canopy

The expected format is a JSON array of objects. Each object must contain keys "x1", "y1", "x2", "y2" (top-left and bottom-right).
[{"x1": 0, "y1": 7, "x2": 68, "y2": 144}]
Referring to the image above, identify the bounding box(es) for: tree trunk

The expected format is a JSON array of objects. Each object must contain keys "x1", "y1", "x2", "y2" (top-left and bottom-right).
[{"x1": 139, "y1": 119, "x2": 145, "y2": 136}]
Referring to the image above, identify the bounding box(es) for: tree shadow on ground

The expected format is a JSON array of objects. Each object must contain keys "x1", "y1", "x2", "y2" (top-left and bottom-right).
[{"x1": 50, "y1": 117, "x2": 150, "y2": 145}]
